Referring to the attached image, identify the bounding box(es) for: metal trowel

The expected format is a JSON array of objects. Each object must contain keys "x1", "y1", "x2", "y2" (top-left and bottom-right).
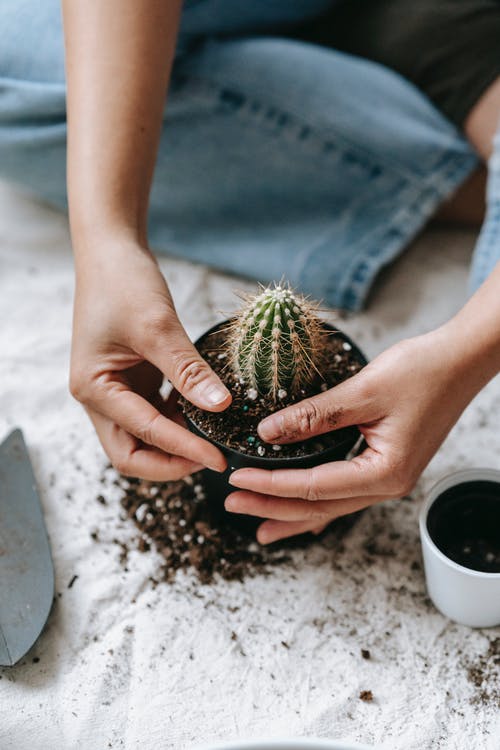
[{"x1": 0, "y1": 429, "x2": 54, "y2": 666}]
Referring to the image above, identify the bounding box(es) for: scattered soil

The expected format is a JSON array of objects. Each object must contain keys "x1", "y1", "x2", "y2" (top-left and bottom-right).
[
  {"x1": 466, "y1": 637, "x2": 500, "y2": 707},
  {"x1": 359, "y1": 690, "x2": 374, "y2": 702},
  {"x1": 112, "y1": 471, "x2": 360, "y2": 585},
  {"x1": 181, "y1": 323, "x2": 365, "y2": 459}
]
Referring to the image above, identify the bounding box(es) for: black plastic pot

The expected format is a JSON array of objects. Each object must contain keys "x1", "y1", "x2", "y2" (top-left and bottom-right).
[{"x1": 185, "y1": 321, "x2": 368, "y2": 532}]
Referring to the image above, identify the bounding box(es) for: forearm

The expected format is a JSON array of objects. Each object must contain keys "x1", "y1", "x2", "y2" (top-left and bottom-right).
[
  {"x1": 62, "y1": 0, "x2": 182, "y2": 256},
  {"x1": 436, "y1": 72, "x2": 500, "y2": 395},
  {"x1": 440, "y1": 261, "x2": 500, "y2": 394},
  {"x1": 465, "y1": 76, "x2": 500, "y2": 160}
]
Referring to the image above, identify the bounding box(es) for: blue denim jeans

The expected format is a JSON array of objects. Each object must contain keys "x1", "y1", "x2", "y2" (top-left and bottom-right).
[
  {"x1": 1, "y1": 0, "x2": 495, "y2": 311},
  {"x1": 469, "y1": 131, "x2": 500, "y2": 294}
]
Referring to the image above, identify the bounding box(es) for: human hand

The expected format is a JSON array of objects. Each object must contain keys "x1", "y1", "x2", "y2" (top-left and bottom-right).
[
  {"x1": 70, "y1": 240, "x2": 231, "y2": 480},
  {"x1": 227, "y1": 327, "x2": 484, "y2": 544}
]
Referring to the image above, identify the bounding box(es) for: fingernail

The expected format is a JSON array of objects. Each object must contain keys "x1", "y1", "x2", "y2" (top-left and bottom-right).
[
  {"x1": 258, "y1": 414, "x2": 282, "y2": 441},
  {"x1": 229, "y1": 469, "x2": 251, "y2": 487},
  {"x1": 256, "y1": 528, "x2": 272, "y2": 546},
  {"x1": 224, "y1": 497, "x2": 236, "y2": 512},
  {"x1": 208, "y1": 458, "x2": 226, "y2": 473},
  {"x1": 204, "y1": 383, "x2": 230, "y2": 406}
]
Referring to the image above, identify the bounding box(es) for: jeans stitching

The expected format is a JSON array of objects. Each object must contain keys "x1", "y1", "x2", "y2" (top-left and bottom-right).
[
  {"x1": 175, "y1": 63, "x2": 472, "y2": 181},
  {"x1": 174, "y1": 71, "x2": 421, "y2": 180},
  {"x1": 171, "y1": 68, "x2": 478, "y2": 310},
  {"x1": 306, "y1": 153, "x2": 477, "y2": 310}
]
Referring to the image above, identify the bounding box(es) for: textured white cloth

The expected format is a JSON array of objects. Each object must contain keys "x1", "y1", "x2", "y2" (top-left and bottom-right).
[{"x1": 0, "y1": 182, "x2": 499, "y2": 750}]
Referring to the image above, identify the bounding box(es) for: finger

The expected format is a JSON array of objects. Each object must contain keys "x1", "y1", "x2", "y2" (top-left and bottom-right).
[
  {"x1": 230, "y1": 449, "x2": 387, "y2": 500},
  {"x1": 258, "y1": 509, "x2": 371, "y2": 544},
  {"x1": 144, "y1": 319, "x2": 232, "y2": 412},
  {"x1": 257, "y1": 373, "x2": 377, "y2": 444},
  {"x1": 88, "y1": 408, "x2": 203, "y2": 481},
  {"x1": 225, "y1": 490, "x2": 383, "y2": 521},
  {"x1": 162, "y1": 387, "x2": 189, "y2": 428},
  {"x1": 311, "y1": 522, "x2": 329, "y2": 536},
  {"x1": 257, "y1": 519, "x2": 329, "y2": 545},
  {"x1": 89, "y1": 384, "x2": 227, "y2": 472}
]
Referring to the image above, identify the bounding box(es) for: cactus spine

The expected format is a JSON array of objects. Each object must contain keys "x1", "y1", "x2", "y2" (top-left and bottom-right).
[{"x1": 226, "y1": 283, "x2": 327, "y2": 401}]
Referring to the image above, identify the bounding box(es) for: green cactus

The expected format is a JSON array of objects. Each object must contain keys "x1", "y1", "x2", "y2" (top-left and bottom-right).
[{"x1": 226, "y1": 283, "x2": 327, "y2": 401}]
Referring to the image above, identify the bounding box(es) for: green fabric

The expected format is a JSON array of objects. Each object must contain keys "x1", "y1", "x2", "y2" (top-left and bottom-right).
[{"x1": 301, "y1": 0, "x2": 500, "y2": 127}]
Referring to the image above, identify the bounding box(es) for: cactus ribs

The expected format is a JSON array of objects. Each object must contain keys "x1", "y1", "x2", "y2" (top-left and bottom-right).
[{"x1": 225, "y1": 284, "x2": 328, "y2": 401}]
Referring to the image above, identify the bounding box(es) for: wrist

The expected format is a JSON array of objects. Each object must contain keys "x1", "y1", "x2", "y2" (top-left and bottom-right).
[
  {"x1": 434, "y1": 314, "x2": 500, "y2": 392},
  {"x1": 71, "y1": 215, "x2": 148, "y2": 252},
  {"x1": 437, "y1": 264, "x2": 500, "y2": 384},
  {"x1": 67, "y1": 165, "x2": 150, "y2": 249},
  {"x1": 72, "y1": 229, "x2": 157, "y2": 280}
]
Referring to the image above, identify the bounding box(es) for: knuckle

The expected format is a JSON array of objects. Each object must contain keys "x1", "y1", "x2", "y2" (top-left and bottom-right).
[
  {"x1": 136, "y1": 413, "x2": 162, "y2": 447},
  {"x1": 353, "y1": 371, "x2": 377, "y2": 403},
  {"x1": 143, "y1": 311, "x2": 173, "y2": 347},
  {"x1": 383, "y1": 456, "x2": 414, "y2": 496},
  {"x1": 111, "y1": 453, "x2": 133, "y2": 476},
  {"x1": 69, "y1": 370, "x2": 89, "y2": 402},
  {"x1": 269, "y1": 470, "x2": 281, "y2": 496},
  {"x1": 171, "y1": 351, "x2": 210, "y2": 392},
  {"x1": 303, "y1": 468, "x2": 320, "y2": 502},
  {"x1": 398, "y1": 475, "x2": 417, "y2": 497},
  {"x1": 286, "y1": 400, "x2": 322, "y2": 437},
  {"x1": 306, "y1": 505, "x2": 329, "y2": 522}
]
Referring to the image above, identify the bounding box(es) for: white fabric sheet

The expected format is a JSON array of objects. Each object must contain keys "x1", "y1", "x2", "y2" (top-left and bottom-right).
[{"x1": 0, "y1": 182, "x2": 499, "y2": 750}]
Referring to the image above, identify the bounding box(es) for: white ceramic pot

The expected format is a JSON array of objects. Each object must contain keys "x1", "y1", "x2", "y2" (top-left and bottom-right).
[
  {"x1": 194, "y1": 741, "x2": 377, "y2": 750},
  {"x1": 420, "y1": 468, "x2": 500, "y2": 628}
]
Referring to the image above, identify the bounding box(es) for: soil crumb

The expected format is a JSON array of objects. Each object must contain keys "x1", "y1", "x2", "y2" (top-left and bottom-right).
[
  {"x1": 113, "y1": 471, "x2": 358, "y2": 586},
  {"x1": 359, "y1": 690, "x2": 374, "y2": 702},
  {"x1": 466, "y1": 637, "x2": 500, "y2": 708}
]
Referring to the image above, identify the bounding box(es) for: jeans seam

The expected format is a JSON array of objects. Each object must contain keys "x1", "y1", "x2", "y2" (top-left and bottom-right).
[
  {"x1": 173, "y1": 69, "x2": 429, "y2": 181},
  {"x1": 335, "y1": 153, "x2": 477, "y2": 309},
  {"x1": 172, "y1": 66, "x2": 478, "y2": 311},
  {"x1": 174, "y1": 60, "x2": 472, "y2": 182},
  {"x1": 468, "y1": 131, "x2": 500, "y2": 292}
]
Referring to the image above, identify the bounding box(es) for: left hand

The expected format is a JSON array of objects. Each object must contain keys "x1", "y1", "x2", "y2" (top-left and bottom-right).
[{"x1": 226, "y1": 326, "x2": 484, "y2": 544}]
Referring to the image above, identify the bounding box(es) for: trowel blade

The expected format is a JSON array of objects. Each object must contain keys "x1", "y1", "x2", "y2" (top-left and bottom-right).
[{"x1": 0, "y1": 429, "x2": 54, "y2": 666}]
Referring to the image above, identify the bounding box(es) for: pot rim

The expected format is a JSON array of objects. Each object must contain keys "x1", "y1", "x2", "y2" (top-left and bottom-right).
[
  {"x1": 419, "y1": 468, "x2": 500, "y2": 579},
  {"x1": 192, "y1": 739, "x2": 378, "y2": 750},
  {"x1": 186, "y1": 320, "x2": 368, "y2": 465}
]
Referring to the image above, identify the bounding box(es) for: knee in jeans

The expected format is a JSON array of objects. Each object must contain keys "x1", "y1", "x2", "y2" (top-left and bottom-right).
[{"x1": 0, "y1": 0, "x2": 65, "y2": 83}]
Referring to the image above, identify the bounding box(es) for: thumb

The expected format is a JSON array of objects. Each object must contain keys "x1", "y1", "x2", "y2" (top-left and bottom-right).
[
  {"x1": 257, "y1": 372, "x2": 377, "y2": 443},
  {"x1": 147, "y1": 320, "x2": 232, "y2": 412}
]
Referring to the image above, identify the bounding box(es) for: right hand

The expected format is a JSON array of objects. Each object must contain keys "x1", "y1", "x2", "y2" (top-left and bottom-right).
[{"x1": 70, "y1": 239, "x2": 232, "y2": 480}]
